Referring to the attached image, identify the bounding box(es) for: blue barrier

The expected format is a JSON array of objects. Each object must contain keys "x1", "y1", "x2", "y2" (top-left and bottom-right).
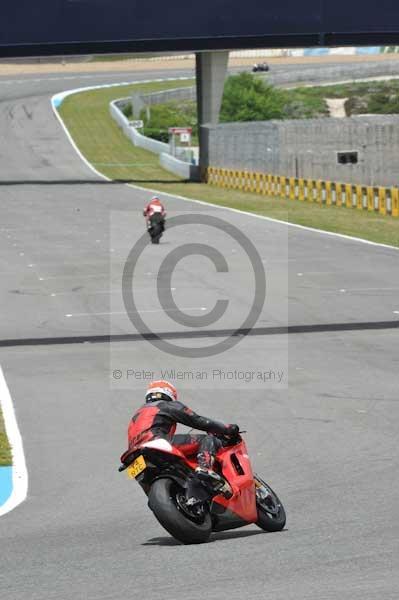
[{"x1": 0, "y1": 467, "x2": 13, "y2": 506}]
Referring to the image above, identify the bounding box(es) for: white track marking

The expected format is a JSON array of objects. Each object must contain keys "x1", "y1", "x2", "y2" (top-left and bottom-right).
[
  {"x1": 65, "y1": 307, "x2": 207, "y2": 317},
  {"x1": 0, "y1": 366, "x2": 28, "y2": 517},
  {"x1": 50, "y1": 289, "x2": 117, "y2": 297},
  {"x1": 128, "y1": 183, "x2": 399, "y2": 252},
  {"x1": 0, "y1": 72, "x2": 192, "y2": 85},
  {"x1": 325, "y1": 287, "x2": 399, "y2": 293},
  {"x1": 299, "y1": 75, "x2": 399, "y2": 88},
  {"x1": 51, "y1": 287, "x2": 176, "y2": 296},
  {"x1": 92, "y1": 162, "x2": 156, "y2": 167},
  {"x1": 294, "y1": 271, "x2": 339, "y2": 275},
  {"x1": 52, "y1": 80, "x2": 399, "y2": 253},
  {"x1": 1, "y1": 72, "x2": 397, "y2": 87},
  {"x1": 38, "y1": 273, "x2": 109, "y2": 281}
]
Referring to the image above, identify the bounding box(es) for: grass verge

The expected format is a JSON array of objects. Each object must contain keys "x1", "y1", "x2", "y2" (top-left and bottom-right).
[
  {"x1": 292, "y1": 79, "x2": 399, "y2": 115},
  {"x1": 58, "y1": 81, "x2": 399, "y2": 248},
  {"x1": 0, "y1": 408, "x2": 12, "y2": 467}
]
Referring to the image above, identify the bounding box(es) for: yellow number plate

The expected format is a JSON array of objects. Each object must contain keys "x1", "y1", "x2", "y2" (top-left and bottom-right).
[{"x1": 126, "y1": 455, "x2": 146, "y2": 479}]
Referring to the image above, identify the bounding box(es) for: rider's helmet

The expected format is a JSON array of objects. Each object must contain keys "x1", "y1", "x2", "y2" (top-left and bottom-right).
[
  {"x1": 145, "y1": 380, "x2": 177, "y2": 403},
  {"x1": 151, "y1": 196, "x2": 161, "y2": 204}
]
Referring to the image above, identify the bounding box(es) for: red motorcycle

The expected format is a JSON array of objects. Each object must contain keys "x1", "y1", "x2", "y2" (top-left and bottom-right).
[{"x1": 119, "y1": 432, "x2": 286, "y2": 544}]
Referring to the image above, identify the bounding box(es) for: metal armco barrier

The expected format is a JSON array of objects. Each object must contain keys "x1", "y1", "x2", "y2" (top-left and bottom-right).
[{"x1": 206, "y1": 168, "x2": 399, "y2": 218}]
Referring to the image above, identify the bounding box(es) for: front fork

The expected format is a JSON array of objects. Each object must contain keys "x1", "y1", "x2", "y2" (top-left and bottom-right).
[{"x1": 254, "y1": 475, "x2": 280, "y2": 516}]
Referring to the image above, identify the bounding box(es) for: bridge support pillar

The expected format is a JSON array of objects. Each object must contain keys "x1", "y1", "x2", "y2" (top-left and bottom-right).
[{"x1": 196, "y1": 51, "x2": 229, "y2": 177}]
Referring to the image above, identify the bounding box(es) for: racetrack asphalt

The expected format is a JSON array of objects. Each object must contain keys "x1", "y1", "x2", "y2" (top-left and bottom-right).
[{"x1": 0, "y1": 67, "x2": 398, "y2": 600}]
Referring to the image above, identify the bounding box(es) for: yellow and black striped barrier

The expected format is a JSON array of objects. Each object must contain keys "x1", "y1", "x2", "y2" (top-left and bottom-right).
[{"x1": 205, "y1": 167, "x2": 399, "y2": 218}]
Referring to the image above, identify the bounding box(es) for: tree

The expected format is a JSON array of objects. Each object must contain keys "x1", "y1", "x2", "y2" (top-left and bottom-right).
[{"x1": 220, "y1": 72, "x2": 287, "y2": 122}]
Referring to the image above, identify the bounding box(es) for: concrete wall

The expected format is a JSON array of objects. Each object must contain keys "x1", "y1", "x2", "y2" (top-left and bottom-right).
[
  {"x1": 160, "y1": 153, "x2": 200, "y2": 181},
  {"x1": 136, "y1": 86, "x2": 196, "y2": 106},
  {"x1": 131, "y1": 86, "x2": 195, "y2": 118},
  {"x1": 110, "y1": 99, "x2": 169, "y2": 154},
  {"x1": 110, "y1": 98, "x2": 198, "y2": 180},
  {"x1": 202, "y1": 115, "x2": 399, "y2": 187}
]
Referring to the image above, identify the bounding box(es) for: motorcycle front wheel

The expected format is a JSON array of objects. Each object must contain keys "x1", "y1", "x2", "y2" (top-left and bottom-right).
[
  {"x1": 254, "y1": 475, "x2": 286, "y2": 532},
  {"x1": 148, "y1": 478, "x2": 212, "y2": 544}
]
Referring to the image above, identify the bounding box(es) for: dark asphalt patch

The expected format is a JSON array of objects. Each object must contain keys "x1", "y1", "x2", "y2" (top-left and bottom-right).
[{"x1": 1, "y1": 319, "x2": 398, "y2": 347}]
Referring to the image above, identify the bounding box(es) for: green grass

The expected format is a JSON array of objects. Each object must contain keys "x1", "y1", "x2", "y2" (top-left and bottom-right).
[
  {"x1": 281, "y1": 86, "x2": 328, "y2": 118},
  {"x1": 0, "y1": 409, "x2": 12, "y2": 467},
  {"x1": 59, "y1": 80, "x2": 194, "y2": 183},
  {"x1": 58, "y1": 81, "x2": 399, "y2": 248}
]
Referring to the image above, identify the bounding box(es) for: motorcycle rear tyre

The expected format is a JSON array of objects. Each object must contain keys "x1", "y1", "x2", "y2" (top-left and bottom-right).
[{"x1": 148, "y1": 478, "x2": 212, "y2": 544}]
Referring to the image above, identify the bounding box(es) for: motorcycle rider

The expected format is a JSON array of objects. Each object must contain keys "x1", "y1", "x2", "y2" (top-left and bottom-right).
[
  {"x1": 120, "y1": 380, "x2": 239, "y2": 489},
  {"x1": 143, "y1": 196, "x2": 166, "y2": 229}
]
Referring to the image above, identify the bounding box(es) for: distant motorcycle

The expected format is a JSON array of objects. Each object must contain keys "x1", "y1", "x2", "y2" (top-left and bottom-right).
[
  {"x1": 252, "y1": 62, "x2": 270, "y2": 72},
  {"x1": 147, "y1": 213, "x2": 164, "y2": 244},
  {"x1": 119, "y1": 431, "x2": 286, "y2": 544}
]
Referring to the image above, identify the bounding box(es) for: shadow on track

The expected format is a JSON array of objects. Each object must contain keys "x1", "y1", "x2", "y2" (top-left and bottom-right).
[{"x1": 142, "y1": 529, "x2": 266, "y2": 546}]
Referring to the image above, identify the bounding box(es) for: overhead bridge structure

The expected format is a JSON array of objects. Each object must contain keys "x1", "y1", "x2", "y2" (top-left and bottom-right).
[
  {"x1": 3, "y1": 1, "x2": 399, "y2": 169},
  {"x1": 2, "y1": 1, "x2": 399, "y2": 57}
]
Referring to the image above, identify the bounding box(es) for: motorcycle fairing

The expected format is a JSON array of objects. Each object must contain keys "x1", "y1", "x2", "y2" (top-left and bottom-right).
[
  {"x1": 213, "y1": 441, "x2": 258, "y2": 523},
  {"x1": 129, "y1": 436, "x2": 258, "y2": 527},
  {"x1": 210, "y1": 501, "x2": 253, "y2": 532}
]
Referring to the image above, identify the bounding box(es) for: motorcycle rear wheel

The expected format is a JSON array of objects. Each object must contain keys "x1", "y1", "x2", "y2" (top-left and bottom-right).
[
  {"x1": 254, "y1": 476, "x2": 286, "y2": 532},
  {"x1": 148, "y1": 478, "x2": 212, "y2": 544},
  {"x1": 148, "y1": 221, "x2": 163, "y2": 244}
]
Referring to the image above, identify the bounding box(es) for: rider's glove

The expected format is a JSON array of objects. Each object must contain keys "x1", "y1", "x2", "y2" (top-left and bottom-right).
[
  {"x1": 226, "y1": 424, "x2": 240, "y2": 436},
  {"x1": 220, "y1": 424, "x2": 240, "y2": 446}
]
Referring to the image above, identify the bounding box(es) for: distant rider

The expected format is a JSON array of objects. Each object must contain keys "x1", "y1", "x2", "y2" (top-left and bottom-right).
[
  {"x1": 143, "y1": 196, "x2": 166, "y2": 232},
  {"x1": 120, "y1": 380, "x2": 239, "y2": 488}
]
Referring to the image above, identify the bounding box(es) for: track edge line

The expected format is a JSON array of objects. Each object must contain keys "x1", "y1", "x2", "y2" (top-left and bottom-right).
[
  {"x1": 52, "y1": 80, "x2": 399, "y2": 252},
  {"x1": 0, "y1": 366, "x2": 28, "y2": 517}
]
